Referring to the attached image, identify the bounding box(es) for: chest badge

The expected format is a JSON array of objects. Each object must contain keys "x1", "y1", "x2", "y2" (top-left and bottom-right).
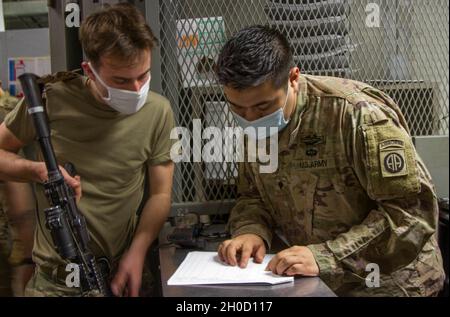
[{"x1": 301, "y1": 135, "x2": 326, "y2": 157}]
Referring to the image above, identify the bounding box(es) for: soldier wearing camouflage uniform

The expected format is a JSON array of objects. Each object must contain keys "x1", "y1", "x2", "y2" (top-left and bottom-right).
[
  {"x1": 1, "y1": 86, "x2": 18, "y2": 297},
  {"x1": 0, "y1": 185, "x2": 12, "y2": 297},
  {"x1": 216, "y1": 26, "x2": 445, "y2": 297},
  {"x1": 0, "y1": 84, "x2": 36, "y2": 297}
]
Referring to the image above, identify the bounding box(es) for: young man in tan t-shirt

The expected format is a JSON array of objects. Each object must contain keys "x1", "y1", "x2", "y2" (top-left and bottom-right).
[{"x1": 0, "y1": 4, "x2": 176, "y2": 297}]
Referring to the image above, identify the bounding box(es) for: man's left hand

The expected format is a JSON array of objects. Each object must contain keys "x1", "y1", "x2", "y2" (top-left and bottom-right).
[
  {"x1": 110, "y1": 249, "x2": 145, "y2": 297},
  {"x1": 266, "y1": 246, "x2": 319, "y2": 277}
]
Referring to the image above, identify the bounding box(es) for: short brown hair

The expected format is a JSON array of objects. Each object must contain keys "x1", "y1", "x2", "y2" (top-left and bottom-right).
[{"x1": 79, "y1": 3, "x2": 158, "y2": 67}]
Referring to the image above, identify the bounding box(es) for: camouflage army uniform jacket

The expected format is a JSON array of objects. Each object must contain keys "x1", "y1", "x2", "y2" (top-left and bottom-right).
[
  {"x1": 228, "y1": 75, "x2": 445, "y2": 297},
  {"x1": 0, "y1": 91, "x2": 20, "y2": 119}
]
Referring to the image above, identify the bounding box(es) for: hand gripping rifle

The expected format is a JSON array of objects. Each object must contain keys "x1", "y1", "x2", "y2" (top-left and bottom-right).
[{"x1": 19, "y1": 73, "x2": 110, "y2": 296}]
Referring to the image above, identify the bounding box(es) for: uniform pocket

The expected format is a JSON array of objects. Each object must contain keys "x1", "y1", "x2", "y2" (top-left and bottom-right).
[
  {"x1": 258, "y1": 172, "x2": 292, "y2": 218},
  {"x1": 361, "y1": 120, "x2": 420, "y2": 200},
  {"x1": 285, "y1": 171, "x2": 319, "y2": 241}
]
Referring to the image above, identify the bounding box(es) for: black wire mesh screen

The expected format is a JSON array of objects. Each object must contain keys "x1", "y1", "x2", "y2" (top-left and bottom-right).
[{"x1": 158, "y1": 0, "x2": 449, "y2": 207}]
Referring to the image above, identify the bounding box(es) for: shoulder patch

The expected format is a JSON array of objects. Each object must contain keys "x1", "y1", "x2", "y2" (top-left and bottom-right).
[
  {"x1": 379, "y1": 140, "x2": 408, "y2": 177},
  {"x1": 361, "y1": 120, "x2": 420, "y2": 200}
]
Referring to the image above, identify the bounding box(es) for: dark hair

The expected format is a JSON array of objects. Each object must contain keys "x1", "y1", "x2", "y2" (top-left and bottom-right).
[
  {"x1": 215, "y1": 25, "x2": 294, "y2": 90},
  {"x1": 79, "y1": 3, "x2": 158, "y2": 67}
]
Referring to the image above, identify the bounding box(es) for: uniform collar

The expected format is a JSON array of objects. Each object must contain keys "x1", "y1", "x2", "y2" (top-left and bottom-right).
[{"x1": 278, "y1": 75, "x2": 308, "y2": 153}]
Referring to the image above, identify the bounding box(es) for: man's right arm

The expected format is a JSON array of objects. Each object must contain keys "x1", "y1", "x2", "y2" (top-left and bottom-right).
[
  {"x1": 219, "y1": 161, "x2": 275, "y2": 267},
  {"x1": 227, "y1": 161, "x2": 275, "y2": 248},
  {"x1": 0, "y1": 123, "x2": 82, "y2": 201},
  {"x1": 0, "y1": 122, "x2": 45, "y2": 183}
]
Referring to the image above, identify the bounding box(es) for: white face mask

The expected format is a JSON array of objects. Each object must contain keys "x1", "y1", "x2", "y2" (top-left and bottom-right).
[
  {"x1": 231, "y1": 85, "x2": 291, "y2": 140},
  {"x1": 88, "y1": 63, "x2": 151, "y2": 114}
]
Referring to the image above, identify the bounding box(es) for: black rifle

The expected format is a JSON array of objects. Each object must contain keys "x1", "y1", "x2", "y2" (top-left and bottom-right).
[{"x1": 19, "y1": 73, "x2": 110, "y2": 296}]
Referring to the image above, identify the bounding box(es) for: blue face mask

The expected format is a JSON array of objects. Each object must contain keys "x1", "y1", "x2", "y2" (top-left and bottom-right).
[{"x1": 232, "y1": 85, "x2": 291, "y2": 140}]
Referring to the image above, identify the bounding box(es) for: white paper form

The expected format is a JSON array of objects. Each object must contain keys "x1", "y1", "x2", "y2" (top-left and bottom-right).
[{"x1": 167, "y1": 251, "x2": 294, "y2": 286}]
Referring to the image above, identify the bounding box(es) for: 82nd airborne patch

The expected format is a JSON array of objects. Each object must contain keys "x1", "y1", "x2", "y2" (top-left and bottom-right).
[{"x1": 379, "y1": 139, "x2": 408, "y2": 177}]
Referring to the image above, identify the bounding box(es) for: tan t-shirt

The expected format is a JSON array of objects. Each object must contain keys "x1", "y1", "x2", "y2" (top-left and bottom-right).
[{"x1": 4, "y1": 74, "x2": 176, "y2": 267}]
